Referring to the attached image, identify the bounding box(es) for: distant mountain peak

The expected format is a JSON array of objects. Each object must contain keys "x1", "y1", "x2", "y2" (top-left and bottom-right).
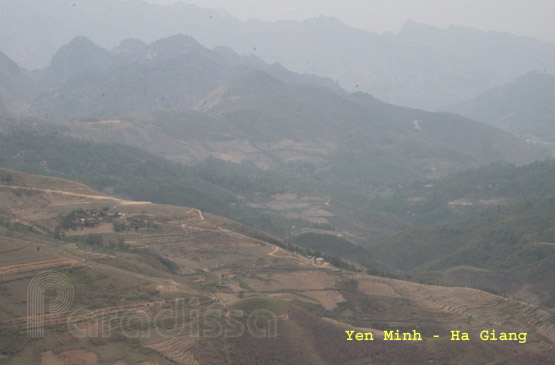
[
  {"x1": 0, "y1": 49, "x2": 21, "y2": 75},
  {"x1": 303, "y1": 16, "x2": 346, "y2": 27},
  {"x1": 48, "y1": 35, "x2": 110, "y2": 68},
  {"x1": 149, "y1": 34, "x2": 201, "y2": 50},
  {"x1": 66, "y1": 35, "x2": 97, "y2": 47},
  {"x1": 400, "y1": 20, "x2": 438, "y2": 32},
  {"x1": 143, "y1": 34, "x2": 207, "y2": 61},
  {"x1": 398, "y1": 20, "x2": 440, "y2": 40},
  {"x1": 39, "y1": 36, "x2": 113, "y2": 91}
]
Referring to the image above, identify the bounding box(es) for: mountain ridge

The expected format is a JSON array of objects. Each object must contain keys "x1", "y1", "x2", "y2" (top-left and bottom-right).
[
  {"x1": 19, "y1": 35, "x2": 340, "y2": 120},
  {"x1": 2, "y1": 0, "x2": 555, "y2": 108},
  {"x1": 0, "y1": 32, "x2": 544, "y2": 193},
  {"x1": 444, "y1": 71, "x2": 555, "y2": 145}
]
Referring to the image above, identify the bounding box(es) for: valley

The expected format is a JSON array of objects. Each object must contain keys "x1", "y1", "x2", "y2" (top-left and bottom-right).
[
  {"x1": 0, "y1": 169, "x2": 553, "y2": 363},
  {"x1": 0, "y1": 6, "x2": 554, "y2": 362}
]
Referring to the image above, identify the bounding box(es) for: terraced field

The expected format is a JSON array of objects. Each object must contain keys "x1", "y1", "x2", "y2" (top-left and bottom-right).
[
  {"x1": 146, "y1": 336, "x2": 200, "y2": 365},
  {"x1": 0, "y1": 168, "x2": 553, "y2": 364}
]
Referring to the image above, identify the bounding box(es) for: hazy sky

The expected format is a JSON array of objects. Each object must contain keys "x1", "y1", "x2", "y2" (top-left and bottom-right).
[{"x1": 147, "y1": 0, "x2": 555, "y2": 43}]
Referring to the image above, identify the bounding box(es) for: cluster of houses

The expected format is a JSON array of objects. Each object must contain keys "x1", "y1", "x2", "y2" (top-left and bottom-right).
[
  {"x1": 307, "y1": 256, "x2": 325, "y2": 265},
  {"x1": 78, "y1": 209, "x2": 122, "y2": 227},
  {"x1": 59, "y1": 208, "x2": 122, "y2": 231}
]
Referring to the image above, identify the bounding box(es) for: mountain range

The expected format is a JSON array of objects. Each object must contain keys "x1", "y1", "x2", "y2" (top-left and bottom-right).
[
  {"x1": 1, "y1": 2, "x2": 554, "y2": 363},
  {"x1": 2, "y1": 0, "x2": 555, "y2": 109},
  {"x1": 23, "y1": 34, "x2": 340, "y2": 121},
  {"x1": 0, "y1": 35, "x2": 545, "y2": 216}
]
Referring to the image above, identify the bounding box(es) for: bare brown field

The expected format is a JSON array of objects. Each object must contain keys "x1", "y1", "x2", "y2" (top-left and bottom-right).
[
  {"x1": 386, "y1": 277, "x2": 555, "y2": 352},
  {"x1": 244, "y1": 270, "x2": 339, "y2": 292},
  {"x1": 145, "y1": 336, "x2": 199, "y2": 365},
  {"x1": 357, "y1": 279, "x2": 402, "y2": 298},
  {"x1": 0, "y1": 297, "x2": 209, "y2": 332},
  {"x1": 0, "y1": 258, "x2": 81, "y2": 276},
  {"x1": 40, "y1": 349, "x2": 99, "y2": 365},
  {"x1": 248, "y1": 193, "x2": 334, "y2": 224},
  {"x1": 300, "y1": 290, "x2": 346, "y2": 310}
]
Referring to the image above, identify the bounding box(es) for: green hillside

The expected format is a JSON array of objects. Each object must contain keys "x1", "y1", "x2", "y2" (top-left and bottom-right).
[
  {"x1": 291, "y1": 232, "x2": 382, "y2": 270},
  {"x1": 365, "y1": 160, "x2": 555, "y2": 306},
  {"x1": 0, "y1": 131, "x2": 327, "y2": 237},
  {"x1": 372, "y1": 161, "x2": 555, "y2": 226},
  {"x1": 373, "y1": 198, "x2": 555, "y2": 272},
  {"x1": 446, "y1": 71, "x2": 555, "y2": 145}
]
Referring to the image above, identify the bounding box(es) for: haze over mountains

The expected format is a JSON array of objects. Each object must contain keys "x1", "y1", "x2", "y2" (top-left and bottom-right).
[
  {"x1": 22, "y1": 34, "x2": 340, "y2": 120},
  {"x1": 445, "y1": 71, "x2": 555, "y2": 145},
  {"x1": 1, "y1": 2, "x2": 555, "y2": 363},
  {"x1": 0, "y1": 31, "x2": 552, "y2": 313},
  {"x1": 0, "y1": 34, "x2": 545, "y2": 199},
  {"x1": 2, "y1": 0, "x2": 555, "y2": 109},
  {"x1": 0, "y1": 50, "x2": 32, "y2": 114}
]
